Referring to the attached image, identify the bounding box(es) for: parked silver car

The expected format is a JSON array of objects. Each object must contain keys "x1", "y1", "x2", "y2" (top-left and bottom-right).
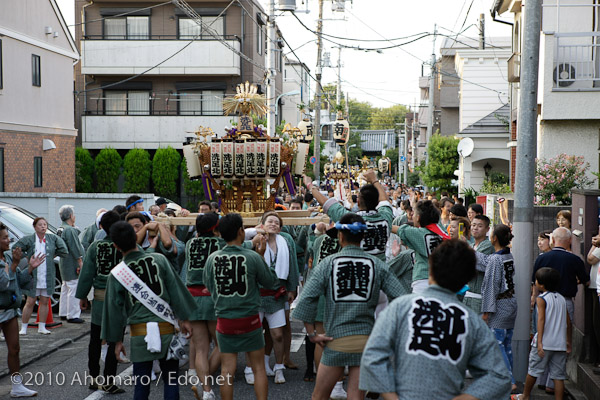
[{"x1": 0, "y1": 202, "x2": 61, "y2": 311}]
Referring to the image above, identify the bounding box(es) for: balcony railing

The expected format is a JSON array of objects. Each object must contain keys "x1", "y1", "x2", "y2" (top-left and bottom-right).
[
  {"x1": 553, "y1": 33, "x2": 600, "y2": 90},
  {"x1": 86, "y1": 94, "x2": 225, "y2": 116},
  {"x1": 83, "y1": 34, "x2": 240, "y2": 41},
  {"x1": 507, "y1": 52, "x2": 520, "y2": 83}
]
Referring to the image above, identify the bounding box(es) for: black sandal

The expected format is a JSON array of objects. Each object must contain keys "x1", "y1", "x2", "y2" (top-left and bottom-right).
[{"x1": 303, "y1": 369, "x2": 315, "y2": 382}]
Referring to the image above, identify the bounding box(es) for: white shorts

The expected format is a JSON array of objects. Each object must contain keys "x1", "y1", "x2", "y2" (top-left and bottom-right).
[
  {"x1": 259, "y1": 309, "x2": 286, "y2": 329},
  {"x1": 35, "y1": 289, "x2": 50, "y2": 297}
]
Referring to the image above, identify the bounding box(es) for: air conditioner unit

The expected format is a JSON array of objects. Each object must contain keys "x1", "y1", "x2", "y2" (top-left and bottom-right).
[{"x1": 553, "y1": 62, "x2": 593, "y2": 89}]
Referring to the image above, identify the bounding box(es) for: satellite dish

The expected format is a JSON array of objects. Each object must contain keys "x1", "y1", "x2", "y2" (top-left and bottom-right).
[{"x1": 457, "y1": 138, "x2": 474, "y2": 158}]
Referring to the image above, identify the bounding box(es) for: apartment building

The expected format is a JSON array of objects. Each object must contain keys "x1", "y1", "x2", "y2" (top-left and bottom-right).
[
  {"x1": 0, "y1": 0, "x2": 79, "y2": 192},
  {"x1": 74, "y1": 0, "x2": 283, "y2": 150},
  {"x1": 280, "y1": 56, "x2": 310, "y2": 127}
]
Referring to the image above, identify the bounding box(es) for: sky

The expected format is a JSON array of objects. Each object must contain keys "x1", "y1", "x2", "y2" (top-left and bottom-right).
[{"x1": 56, "y1": 0, "x2": 513, "y2": 109}]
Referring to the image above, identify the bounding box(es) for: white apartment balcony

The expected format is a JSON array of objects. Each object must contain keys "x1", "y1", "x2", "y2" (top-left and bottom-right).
[
  {"x1": 82, "y1": 115, "x2": 232, "y2": 149},
  {"x1": 81, "y1": 37, "x2": 241, "y2": 76}
]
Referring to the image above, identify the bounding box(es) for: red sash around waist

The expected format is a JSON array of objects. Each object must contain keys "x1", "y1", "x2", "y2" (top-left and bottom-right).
[
  {"x1": 216, "y1": 314, "x2": 262, "y2": 335},
  {"x1": 188, "y1": 285, "x2": 211, "y2": 297},
  {"x1": 259, "y1": 286, "x2": 287, "y2": 299}
]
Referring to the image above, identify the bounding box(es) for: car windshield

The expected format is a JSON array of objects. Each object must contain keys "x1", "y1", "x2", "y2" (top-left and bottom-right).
[{"x1": 0, "y1": 207, "x2": 57, "y2": 236}]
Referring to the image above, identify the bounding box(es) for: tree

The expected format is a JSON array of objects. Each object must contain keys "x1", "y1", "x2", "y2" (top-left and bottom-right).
[
  {"x1": 369, "y1": 104, "x2": 408, "y2": 130},
  {"x1": 421, "y1": 134, "x2": 460, "y2": 192},
  {"x1": 123, "y1": 149, "x2": 152, "y2": 193},
  {"x1": 152, "y1": 147, "x2": 181, "y2": 199},
  {"x1": 75, "y1": 147, "x2": 94, "y2": 193},
  {"x1": 95, "y1": 148, "x2": 122, "y2": 193},
  {"x1": 347, "y1": 99, "x2": 374, "y2": 130}
]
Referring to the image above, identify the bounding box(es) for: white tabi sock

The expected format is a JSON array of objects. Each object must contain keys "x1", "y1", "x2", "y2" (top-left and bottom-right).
[{"x1": 38, "y1": 322, "x2": 46, "y2": 330}]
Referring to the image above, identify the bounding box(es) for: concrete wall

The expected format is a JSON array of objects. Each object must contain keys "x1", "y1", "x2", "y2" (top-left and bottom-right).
[{"x1": 0, "y1": 193, "x2": 155, "y2": 230}]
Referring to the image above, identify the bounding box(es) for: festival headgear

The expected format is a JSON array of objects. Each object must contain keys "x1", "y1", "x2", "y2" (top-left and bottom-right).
[
  {"x1": 126, "y1": 199, "x2": 143, "y2": 210},
  {"x1": 326, "y1": 221, "x2": 369, "y2": 238},
  {"x1": 155, "y1": 197, "x2": 167, "y2": 206}
]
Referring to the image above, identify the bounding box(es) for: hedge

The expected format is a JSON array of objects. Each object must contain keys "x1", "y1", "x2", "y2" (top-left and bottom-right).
[
  {"x1": 75, "y1": 147, "x2": 94, "y2": 193},
  {"x1": 95, "y1": 148, "x2": 122, "y2": 193},
  {"x1": 123, "y1": 149, "x2": 152, "y2": 193},
  {"x1": 152, "y1": 147, "x2": 181, "y2": 199}
]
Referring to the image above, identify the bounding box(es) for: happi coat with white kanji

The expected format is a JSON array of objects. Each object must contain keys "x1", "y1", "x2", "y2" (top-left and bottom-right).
[{"x1": 359, "y1": 285, "x2": 512, "y2": 399}]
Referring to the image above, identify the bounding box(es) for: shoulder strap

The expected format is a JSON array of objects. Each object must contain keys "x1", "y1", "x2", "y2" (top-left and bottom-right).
[{"x1": 111, "y1": 261, "x2": 179, "y2": 329}]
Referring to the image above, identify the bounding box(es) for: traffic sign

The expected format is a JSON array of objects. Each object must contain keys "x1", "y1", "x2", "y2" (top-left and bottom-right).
[
  {"x1": 309, "y1": 156, "x2": 317, "y2": 165},
  {"x1": 400, "y1": 156, "x2": 406, "y2": 162}
]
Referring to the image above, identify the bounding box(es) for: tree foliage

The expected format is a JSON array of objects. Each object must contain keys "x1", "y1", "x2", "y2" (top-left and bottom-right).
[
  {"x1": 152, "y1": 147, "x2": 181, "y2": 199},
  {"x1": 75, "y1": 147, "x2": 94, "y2": 193},
  {"x1": 421, "y1": 134, "x2": 460, "y2": 192},
  {"x1": 123, "y1": 149, "x2": 152, "y2": 193},
  {"x1": 369, "y1": 104, "x2": 408, "y2": 130},
  {"x1": 348, "y1": 99, "x2": 374, "y2": 130},
  {"x1": 95, "y1": 148, "x2": 122, "y2": 193}
]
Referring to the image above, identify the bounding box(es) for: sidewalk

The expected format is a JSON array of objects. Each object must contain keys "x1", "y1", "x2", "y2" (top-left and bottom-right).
[{"x1": 0, "y1": 310, "x2": 91, "y2": 379}]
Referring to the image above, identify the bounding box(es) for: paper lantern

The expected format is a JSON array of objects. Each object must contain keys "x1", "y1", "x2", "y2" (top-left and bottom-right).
[
  {"x1": 333, "y1": 112, "x2": 349, "y2": 145},
  {"x1": 294, "y1": 142, "x2": 310, "y2": 176},
  {"x1": 210, "y1": 138, "x2": 222, "y2": 177},
  {"x1": 221, "y1": 138, "x2": 234, "y2": 178},
  {"x1": 256, "y1": 138, "x2": 268, "y2": 178},
  {"x1": 297, "y1": 118, "x2": 314, "y2": 142},
  {"x1": 234, "y1": 138, "x2": 246, "y2": 178},
  {"x1": 378, "y1": 157, "x2": 390, "y2": 174},
  {"x1": 183, "y1": 144, "x2": 202, "y2": 179},
  {"x1": 245, "y1": 138, "x2": 256, "y2": 177},
  {"x1": 269, "y1": 139, "x2": 281, "y2": 177}
]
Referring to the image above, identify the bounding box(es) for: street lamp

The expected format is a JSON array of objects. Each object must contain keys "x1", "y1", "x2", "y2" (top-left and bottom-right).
[{"x1": 274, "y1": 89, "x2": 301, "y2": 125}]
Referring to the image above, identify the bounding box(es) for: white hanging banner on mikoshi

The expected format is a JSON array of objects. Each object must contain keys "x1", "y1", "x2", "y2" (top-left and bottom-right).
[
  {"x1": 294, "y1": 142, "x2": 310, "y2": 176},
  {"x1": 245, "y1": 139, "x2": 256, "y2": 177},
  {"x1": 268, "y1": 139, "x2": 281, "y2": 177},
  {"x1": 234, "y1": 138, "x2": 246, "y2": 178},
  {"x1": 183, "y1": 144, "x2": 202, "y2": 179},
  {"x1": 256, "y1": 138, "x2": 268, "y2": 178},
  {"x1": 210, "y1": 138, "x2": 222, "y2": 177},
  {"x1": 221, "y1": 138, "x2": 234, "y2": 178}
]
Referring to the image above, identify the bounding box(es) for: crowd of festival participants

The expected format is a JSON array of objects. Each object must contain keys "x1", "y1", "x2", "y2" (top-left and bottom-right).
[{"x1": 0, "y1": 169, "x2": 592, "y2": 400}]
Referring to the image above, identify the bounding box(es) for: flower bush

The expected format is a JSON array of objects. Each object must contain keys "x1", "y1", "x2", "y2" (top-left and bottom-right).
[{"x1": 534, "y1": 154, "x2": 594, "y2": 205}]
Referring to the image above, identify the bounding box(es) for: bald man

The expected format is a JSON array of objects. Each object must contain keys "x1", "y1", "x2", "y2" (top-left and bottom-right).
[{"x1": 532, "y1": 227, "x2": 589, "y2": 322}]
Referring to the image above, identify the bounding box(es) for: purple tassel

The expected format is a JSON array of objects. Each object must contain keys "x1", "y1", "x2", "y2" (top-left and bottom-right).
[
  {"x1": 202, "y1": 173, "x2": 216, "y2": 201},
  {"x1": 282, "y1": 167, "x2": 296, "y2": 195}
]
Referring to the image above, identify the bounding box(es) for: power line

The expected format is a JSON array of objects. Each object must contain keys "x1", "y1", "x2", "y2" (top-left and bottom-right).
[
  {"x1": 291, "y1": 13, "x2": 432, "y2": 52},
  {"x1": 76, "y1": 0, "x2": 239, "y2": 95},
  {"x1": 68, "y1": 2, "x2": 172, "y2": 27}
]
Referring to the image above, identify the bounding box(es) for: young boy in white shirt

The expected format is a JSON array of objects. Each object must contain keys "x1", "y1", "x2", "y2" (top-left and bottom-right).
[{"x1": 513, "y1": 267, "x2": 572, "y2": 400}]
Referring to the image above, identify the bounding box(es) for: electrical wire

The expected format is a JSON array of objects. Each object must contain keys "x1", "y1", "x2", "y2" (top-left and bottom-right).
[
  {"x1": 68, "y1": 2, "x2": 172, "y2": 27},
  {"x1": 75, "y1": 0, "x2": 239, "y2": 96},
  {"x1": 291, "y1": 13, "x2": 433, "y2": 52}
]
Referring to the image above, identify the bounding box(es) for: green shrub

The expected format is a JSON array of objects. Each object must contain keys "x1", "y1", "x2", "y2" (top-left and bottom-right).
[
  {"x1": 152, "y1": 147, "x2": 181, "y2": 199},
  {"x1": 123, "y1": 149, "x2": 152, "y2": 193},
  {"x1": 95, "y1": 148, "x2": 122, "y2": 193},
  {"x1": 75, "y1": 147, "x2": 94, "y2": 193}
]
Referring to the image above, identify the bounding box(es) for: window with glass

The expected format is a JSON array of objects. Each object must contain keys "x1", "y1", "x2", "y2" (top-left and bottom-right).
[
  {"x1": 104, "y1": 16, "x2": 149, "y2": 39},
  {"x1": 257, "y1": 27, "x2": 263, "y2": 55},
  {"x1": 179, "y1": 16, "x2": 224, "y2": 39},
  {"x1": 178, "y1": 90, "x2": 224, "y2": 115},
  {"x1": 0, "y1": 40, "x2": 3, "y2": 89},
  {"x1": 34, "y1": 157, "x2": 42, "y2": 187},
  {"x1": 105, "y1": 90, "x2": 150, "y2": 115},
  {"x1": 32, "y1": 55, "x2": 41, "y2": 87}
]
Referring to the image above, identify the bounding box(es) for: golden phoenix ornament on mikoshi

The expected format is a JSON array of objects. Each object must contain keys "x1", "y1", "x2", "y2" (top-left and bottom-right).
[{"x1": 222, "y1": 81, "x2": 268, "y2": 116}]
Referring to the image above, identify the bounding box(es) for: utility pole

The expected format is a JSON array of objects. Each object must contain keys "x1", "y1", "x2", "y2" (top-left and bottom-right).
[
  {"x1": 266, "y1": 0, "x2": 277, "y2": 136},
  {"x1": 425, "y1": 24, "x2": 437, "y2": 190},
  {"x1": 512, "y1": 0, "x2": 541, "y2": 382},
  {"x1": 336, "y1": 46, "x2": 342, "y2": 106},
  {"x1": 411, "y1": 100, "x2": 417, "y2": 171},
  {"x1": 479, "y1": 14, "x2": 485, "y2": 50},
  {"x1": 313, "y1": 0, "x2": 324, "y2": 181}
]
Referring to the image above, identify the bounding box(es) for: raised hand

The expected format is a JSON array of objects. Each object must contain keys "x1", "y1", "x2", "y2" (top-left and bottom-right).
[{"x1": 29, "y1": 252, "x2": 46, "y2": 269}]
